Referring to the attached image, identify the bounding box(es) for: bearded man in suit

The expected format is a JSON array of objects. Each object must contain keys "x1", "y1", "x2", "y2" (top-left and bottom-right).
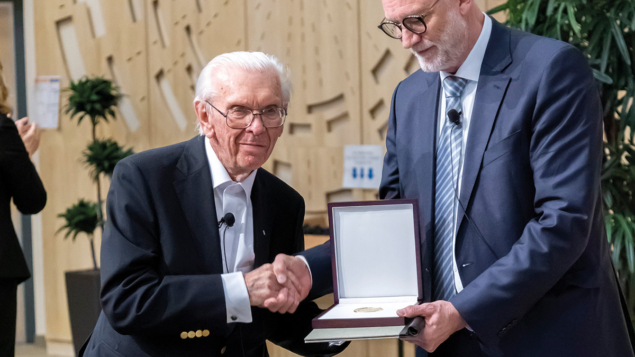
[{"x1": 294, "y1": 0, "x2": 635, "y2": 356}]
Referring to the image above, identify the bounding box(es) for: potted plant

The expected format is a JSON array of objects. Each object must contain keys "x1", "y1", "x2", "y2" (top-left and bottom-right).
[
  {"x1": 489, "y1": 0, "x2": 635, "y2": 315},
  {"x1": 57, "y1": 77, "x2": 133, "y2": 354}
]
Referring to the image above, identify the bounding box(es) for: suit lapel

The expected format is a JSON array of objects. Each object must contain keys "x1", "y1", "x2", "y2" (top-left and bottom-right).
[
  {"x1": 251, "y1": 170, "x2": 273, "y2": 268},
  {"x1": 420, "y1": 74, "x2": 441, "y2": 236},
  {"x1": 456, "y1": 20, "x2": 512, "y2": 236},
  {"x1": 173, "y1": 136, "x2": 224, "y2": 274},
  {"x1": 414, "y1": 73, "x2": 441, "y2": 303}
]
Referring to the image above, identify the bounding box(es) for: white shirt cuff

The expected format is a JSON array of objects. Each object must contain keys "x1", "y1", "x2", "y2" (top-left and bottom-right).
[
  {"x1": 296, "y1": 255, "x2": 313, "y2": 286},
  {"x1": 220, "y1": 272, "x2": 253, "y2": 323}
]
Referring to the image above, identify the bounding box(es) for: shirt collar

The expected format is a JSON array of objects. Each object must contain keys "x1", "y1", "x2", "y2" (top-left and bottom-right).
[
  {"x1": 205, "y1": 137, "x2": 257, "y2": 197},
  {"x1": 440, "y1": 14, "x2": 492, "y2": 83}
]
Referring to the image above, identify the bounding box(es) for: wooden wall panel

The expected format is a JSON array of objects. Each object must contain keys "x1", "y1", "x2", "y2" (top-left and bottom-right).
[
  {"x1": 146, "y1": 0, "x2": 246, "y2": 146},
  {"x1": 146, "y1": 0, "x2": 199, "y2": 143},
  {"x1": 246, "y1": 0, "x2": 363, "y2": 214},
  {"x1": 32, "y1": 0, "x2": 506, "y2": 353},
  {"x1": 34, "y1": 0, "x2": 153, "y2": 344},
  {"x1": 360, "y1": 1, "x2": 418, "y2": 147}
]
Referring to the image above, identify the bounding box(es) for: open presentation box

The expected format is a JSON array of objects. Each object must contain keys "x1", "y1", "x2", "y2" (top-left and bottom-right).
[{"x1": 305, "y1": 199, "x2": 423, "y2": 343}]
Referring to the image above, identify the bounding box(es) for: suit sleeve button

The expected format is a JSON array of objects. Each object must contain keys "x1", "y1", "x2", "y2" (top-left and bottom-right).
[
  {"x1": 231, "y1": 315, "x2": 238, "y2": 321},
  {"x1": 196, "y1": 330, "x2": 202, "y2": 338},
  {"x1": 180, "y1": 332, "x2": 188, "y2": 339},
  {"x1": 202, "y1": 329, "x2": 210, "y2": 337},
  {"x1": 221, "y1": 346, "x2": 227, "y2": 354},
  {"x1": 188, "y1": 331, "x2": 196, "y2": 338}
]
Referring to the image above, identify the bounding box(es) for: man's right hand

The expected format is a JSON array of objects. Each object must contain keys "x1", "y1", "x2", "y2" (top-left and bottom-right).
[
  {"x1": 264, "y1": 254, "x2": 312, "y2": 313},
  {"x1": 244, "y1": 263, "x2": 286, "y2": 308},
  {"x1": 243, "y1": 257, "x2": 310, "y2": 314}
]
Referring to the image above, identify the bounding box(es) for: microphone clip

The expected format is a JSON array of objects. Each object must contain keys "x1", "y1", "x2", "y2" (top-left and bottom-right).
[
  {"x1": 447, "y1": 109, "x2": 462, "y2": 126},
  {"x1": 218, "y1": 212, "x2": 236, "y2": 228}
]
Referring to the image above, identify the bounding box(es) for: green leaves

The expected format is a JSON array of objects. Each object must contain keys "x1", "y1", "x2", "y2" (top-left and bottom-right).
[
  {"x1": 610, "y1": 10, "x2": 631, "y2": 66},
  {"x1": 607, "y1": 212, "x2": 635, "y2": 273},
  {"x1": 83, "y1": 139, "x2": 134, "y2": 181},
  {"x1": 57, "y1": 199, "x2": 100, "y2": 241},
  {"x1": 524, "y1": 0, "x2": 542, "y2": 30},
  {"x1": 494, "y1": 0, "x2": 635, "y2": 314},
  {"x1": 600, "y1": 28, "x2": 612, "y2": 74},
  {"x1": 65, "y1": 77, "x2": 121, "y2": 129},
  {"x1": 60, "y1": 77, "x2": 131, "y2": 270},
  {"x1": 603, "y1": 142, "x2": 635, "y2": 295},
  {"x1": 592, "y1": 69, "x2": 614, "y2": 84},
  {"x1": 494, "y1": 0, "x2": 635, "y2": 244}
]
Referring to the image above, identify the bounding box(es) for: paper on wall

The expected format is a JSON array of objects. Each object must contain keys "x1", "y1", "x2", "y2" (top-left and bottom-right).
[
  {"x1": 33, "y1": 76, "x2": 61, "y2": 129},
  {"x1": 342, "y1": 145, "x2": 384, "y2": 189}
]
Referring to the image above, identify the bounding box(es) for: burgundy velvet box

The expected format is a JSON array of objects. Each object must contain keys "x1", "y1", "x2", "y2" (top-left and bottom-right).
[{"x1": 310, "y1": 199, "x2": 423, "y2": 332}]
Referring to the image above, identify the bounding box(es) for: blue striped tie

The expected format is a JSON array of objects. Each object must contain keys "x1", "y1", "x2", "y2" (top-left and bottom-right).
[{"x1": 433, "y1": 76, "x2": 468, "y2": 301}]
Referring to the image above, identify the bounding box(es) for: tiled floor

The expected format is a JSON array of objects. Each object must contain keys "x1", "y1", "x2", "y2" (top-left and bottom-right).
[{"x1": 15, "y1": 344, "x2": 49, "y2": 357}]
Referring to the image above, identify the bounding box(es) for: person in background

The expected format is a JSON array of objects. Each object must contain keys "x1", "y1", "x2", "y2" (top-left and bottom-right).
[{"x1": 0, "y1": 60, "x2": 47, "y2": 356}]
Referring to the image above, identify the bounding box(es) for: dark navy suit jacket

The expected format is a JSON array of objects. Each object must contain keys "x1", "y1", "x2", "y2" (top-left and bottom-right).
[
  {"x1": 304, "y1": 20, "x2": 635, "y2": 356},
  {"x1": 82, "y1": 136, "x2": 344, "y2": 357}
]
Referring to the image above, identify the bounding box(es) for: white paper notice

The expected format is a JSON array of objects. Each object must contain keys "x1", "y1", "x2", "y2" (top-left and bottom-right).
[
  {"x1": 342, "y1": 145, "x2": 384, "y2": 189},
  {"x1": 34, "y1": 76, "x2": 61, "y2": 129}
]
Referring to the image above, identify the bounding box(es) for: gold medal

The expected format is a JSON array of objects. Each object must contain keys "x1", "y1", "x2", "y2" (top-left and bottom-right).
[{"x1": 354, "y1": 307, "x2": 383, "y2": 313}]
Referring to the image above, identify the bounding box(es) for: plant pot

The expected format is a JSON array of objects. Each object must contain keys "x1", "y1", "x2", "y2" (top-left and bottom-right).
[{"x1": 65, "y1": 269, "x2": 101, "y2": 356}]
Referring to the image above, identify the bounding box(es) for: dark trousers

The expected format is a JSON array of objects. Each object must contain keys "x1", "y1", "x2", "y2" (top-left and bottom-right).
[
  {"x1": 415, "y1": 329, "x2": 487, "y2": 357},
  {"x1": 0, "y1": 279, "x2": 17, "y2": 357}
]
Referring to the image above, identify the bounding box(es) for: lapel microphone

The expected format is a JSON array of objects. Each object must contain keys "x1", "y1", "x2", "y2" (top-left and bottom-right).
[
  {"x1": 448, "y1": 109, "x2": 461, "y2": 125},
  {"x1": 218, "y1": 212, "x2": 235, "y2": 228},
  {"x1": 219, "y1": 212, "x2": 236, "y2": 274}
]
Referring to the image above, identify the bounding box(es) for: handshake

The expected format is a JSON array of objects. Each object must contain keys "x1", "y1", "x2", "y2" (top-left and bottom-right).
[{"x1": 244, "y1": 254, "x2": 312, "y2": 314}]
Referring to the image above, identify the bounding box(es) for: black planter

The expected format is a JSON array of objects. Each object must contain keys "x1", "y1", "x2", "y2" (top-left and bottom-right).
[{"x1": 65, "y1": 269, "x2": 101, "y2": 356}]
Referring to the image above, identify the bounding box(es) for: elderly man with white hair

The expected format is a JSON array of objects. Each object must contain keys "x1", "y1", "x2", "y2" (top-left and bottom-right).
[{"x1": 80, "y1": 52, "x2": 345, "y2": 357}]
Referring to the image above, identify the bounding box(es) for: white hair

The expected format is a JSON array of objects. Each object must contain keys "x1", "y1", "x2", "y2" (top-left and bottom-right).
[{"x1": 193, "y1": 51, "x2": 292, "y2": 135}]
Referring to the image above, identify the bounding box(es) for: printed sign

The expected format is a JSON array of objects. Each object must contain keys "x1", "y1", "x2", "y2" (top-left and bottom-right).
[
  {"x1": 342, "y1": 145, "x2": 384, "y2": 189},
  {"x1": 34, "y1": 76, "x2": 61, "y2": 129}
]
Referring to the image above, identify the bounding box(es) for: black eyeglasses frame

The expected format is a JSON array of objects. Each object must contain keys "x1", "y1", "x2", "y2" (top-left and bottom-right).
[
  {"x1": 377, "y1": 0, "x2": 441, "y2": 39},
  {"x1": 205, "y1": 100, "x2": 287, "y2": 129}
]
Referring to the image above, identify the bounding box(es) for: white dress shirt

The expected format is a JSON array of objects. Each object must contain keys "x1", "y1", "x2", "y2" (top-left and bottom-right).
[
  {"x1": 205, "y1": 138, "x2": 256, "y2": 323},
  {"x1": 437, "y1": 14, "x2": 492, "y2": 293}
]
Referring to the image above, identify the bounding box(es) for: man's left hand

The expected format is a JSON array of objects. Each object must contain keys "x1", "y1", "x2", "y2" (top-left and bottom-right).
[{"x1": 398, "y1": 301, "x2": 468, "y2": 352}]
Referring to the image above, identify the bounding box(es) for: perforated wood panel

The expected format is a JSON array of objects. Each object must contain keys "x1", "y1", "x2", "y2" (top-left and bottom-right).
[
  {"x1": 245, "y1": 0, "x2": 365, "y2": 214},
  {"x1": 32, "y1": 0, "x2": 505, "y2": 352}
]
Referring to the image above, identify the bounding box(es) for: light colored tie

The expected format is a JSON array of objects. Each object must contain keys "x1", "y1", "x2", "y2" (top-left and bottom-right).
[
  {"x1": 222, "y1": 183, "x2": 247, "y2": 273},
  {"x1": 432, "y1": 76, "x2": 468, "y2": 301}
]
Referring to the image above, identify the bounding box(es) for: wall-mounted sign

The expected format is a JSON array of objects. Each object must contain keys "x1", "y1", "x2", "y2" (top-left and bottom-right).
[
  {"x1": 343, "y1": 145, "x2": 384, "y2": 189},
  {"x1": 34, "y1": 76, "x2": 61, "y2": 129}
]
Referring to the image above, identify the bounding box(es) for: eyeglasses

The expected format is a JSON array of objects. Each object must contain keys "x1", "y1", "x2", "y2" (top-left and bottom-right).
[
  {"x1": 377, "y1": 0, "x2": 440, "y2": 39},
  {"x1": 205, "y1": 101, "x2": 287, "y2": 129}
]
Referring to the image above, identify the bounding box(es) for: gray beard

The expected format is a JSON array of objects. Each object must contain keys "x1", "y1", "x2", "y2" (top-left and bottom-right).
[
  {"x1": 411, "y1": 10, "x2": 469, "y2": 73},
  {"x1": 413, "y1": 49, "x2": 446, "y2": 73}
]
